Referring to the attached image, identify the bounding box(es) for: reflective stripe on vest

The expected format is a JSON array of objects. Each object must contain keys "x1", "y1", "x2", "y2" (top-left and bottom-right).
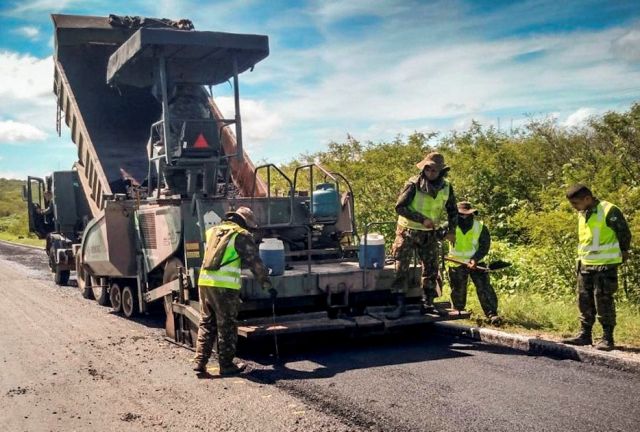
[
  {"x1": 397, "y1": 181, "x2": 450, "y2": 230},
  {"x1": 448, "y1": 220, "x2": 483, "y2": 264},
  {"x1": 199, "y1": 224, "x2": 243, "y2": 289},
  {"x1": 577, "y1": 201, "x2": 622, "y2": 265}
]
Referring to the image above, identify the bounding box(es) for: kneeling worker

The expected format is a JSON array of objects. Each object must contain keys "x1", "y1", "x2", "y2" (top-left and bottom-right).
[
  {"x1": 194, "y1": 206, "x2": 272, "y2": 375},
  {"x1": 447, "y1": 201, "x2": 501, "y2": 325}
]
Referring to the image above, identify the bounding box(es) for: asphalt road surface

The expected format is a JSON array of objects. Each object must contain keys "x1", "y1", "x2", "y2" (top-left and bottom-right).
[{"x1": 1, "y1": 240, "x2": 639, "y2": 431}]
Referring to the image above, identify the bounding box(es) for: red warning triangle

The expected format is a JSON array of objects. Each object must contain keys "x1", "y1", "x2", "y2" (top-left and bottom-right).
[{"x1": 193, "y1": 133, "x2": 209, "y2": 148}]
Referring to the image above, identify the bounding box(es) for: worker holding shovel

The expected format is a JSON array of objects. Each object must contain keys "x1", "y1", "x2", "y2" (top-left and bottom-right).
[{"x1": 446, "y1": 201, "x2": 502, "y2": 325}]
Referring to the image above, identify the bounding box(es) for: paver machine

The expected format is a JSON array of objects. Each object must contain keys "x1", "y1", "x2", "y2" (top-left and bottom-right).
[{"x1": 27, "y1": 14, "x2": 469, "y2": 347}]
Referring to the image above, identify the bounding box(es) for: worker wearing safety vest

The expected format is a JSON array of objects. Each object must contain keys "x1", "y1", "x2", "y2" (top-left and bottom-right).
[
  {"x1": 388, "y1": 152, "x2": 458, "y2": 319},
  {"x1": 446, "y1": 201, "x2": 501, "y2": 325},
  {"x1": 193, "y1": 206, "x2": 271, "y2": 375},
  {"x1": 563, "y1": 184, "x2": 631, "y2": 351}
]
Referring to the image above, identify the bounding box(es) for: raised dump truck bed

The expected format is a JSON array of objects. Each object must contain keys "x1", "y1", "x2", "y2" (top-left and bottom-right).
[{"x1": 52, "y1": 14, "x2": 266, "y2": 216}]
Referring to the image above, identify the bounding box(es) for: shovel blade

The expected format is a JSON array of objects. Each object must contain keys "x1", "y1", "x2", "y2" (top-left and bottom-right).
[{"x1": 487, "y1": 260, "x2": 511, "y2": 271}]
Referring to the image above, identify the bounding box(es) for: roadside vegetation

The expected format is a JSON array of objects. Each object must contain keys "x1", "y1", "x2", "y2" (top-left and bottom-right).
[
  {"x1": 0, "y1": 179, "x2": 43, "y2": 247},
  {"x1": 281, "y1": 103, "x2": 640, "y2": 348}
]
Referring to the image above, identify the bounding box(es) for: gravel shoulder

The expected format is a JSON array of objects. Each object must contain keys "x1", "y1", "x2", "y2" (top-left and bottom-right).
[{"x1": 0, "y1": 245, "x2": 353, "y2": 432}]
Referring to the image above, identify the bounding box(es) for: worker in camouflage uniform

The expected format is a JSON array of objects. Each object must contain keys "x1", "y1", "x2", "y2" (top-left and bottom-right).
[
  {"x1": 193, "y1": 206, "x2": 272, "y2": 375},
  {"x1": 388, "y1": 152, "x2": 457, "y2": 319},
  {"x1": 446, "y1": 201, "x2": 501, "y2": 325},
  {"x1": 562, "y1": 184, "x2": 631, "y2": 351}
]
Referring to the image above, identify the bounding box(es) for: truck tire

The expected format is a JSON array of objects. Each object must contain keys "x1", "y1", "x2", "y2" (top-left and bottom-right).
[
  {"x1": 50, "y1": 249, "x2": 70, "y2": 286},
  {"x1": 54, "y1": 268, "x2": 70, "y2": 286},
  {"x1": 91, "y1": 276, "x2": 110, "y2": 306},
  {"x1": 122, "y1": 285, "x2": 138, "y2": 318},
  {"x1": 110, "y1": 283, "x2": 123, "y2": 313},
  {"x1": 76, "y1": 255, "x2": 94, "y2": 300}
]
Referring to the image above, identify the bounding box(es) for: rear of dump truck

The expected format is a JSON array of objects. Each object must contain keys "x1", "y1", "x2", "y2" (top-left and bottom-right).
[{"x1": 34, "y1": 14, "x2": 469, "y2": 346}]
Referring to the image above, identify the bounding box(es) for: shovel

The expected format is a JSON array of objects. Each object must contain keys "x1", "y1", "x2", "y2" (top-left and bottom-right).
[{"x1": 444, "y1": 256, "x2": 511, "y2": 272}]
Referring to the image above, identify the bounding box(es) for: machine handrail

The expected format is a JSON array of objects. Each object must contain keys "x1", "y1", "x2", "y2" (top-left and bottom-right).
[
  {"x1": 250, "y1": 164, "x2": 295, "y2": 227},
  {"x1": 292, "y1": 164, "x2": 341, "y2": 225}
]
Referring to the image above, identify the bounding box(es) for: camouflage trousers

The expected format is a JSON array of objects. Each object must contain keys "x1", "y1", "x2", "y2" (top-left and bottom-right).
[
  {"x1": 194, "y1": 285, "x2": 240, "y2": 368},
  {"x1": 448, "y1": 265, "x2": 498, "y2": 317},
  {"x1": 577, "y1": 268, "x2": 618, "y2": 328},
  {"x1": 391, "y1": 227, "x2": 440, "y2": 301}
]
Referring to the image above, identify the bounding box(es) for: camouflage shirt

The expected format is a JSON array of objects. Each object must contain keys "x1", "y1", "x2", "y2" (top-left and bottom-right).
[
  {"x1": 234, "y1": 230, "x2": 270, "y2": 284},
  {"x1": 395, "y1": 174, "x2": 458, "y2": 232}
]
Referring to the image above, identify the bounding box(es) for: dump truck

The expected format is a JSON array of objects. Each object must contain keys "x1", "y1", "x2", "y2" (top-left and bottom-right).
[{"x1": 24, "y1": 14, "x2": 469, "y2": 346}]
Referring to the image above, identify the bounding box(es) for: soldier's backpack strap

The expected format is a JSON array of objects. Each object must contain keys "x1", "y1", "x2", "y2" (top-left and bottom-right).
[{"x1": 202, "y1": 225, "x2": 240, "y2": 270}]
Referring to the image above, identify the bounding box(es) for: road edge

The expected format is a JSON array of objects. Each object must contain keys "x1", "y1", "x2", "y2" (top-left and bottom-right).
[
  {"x1": 434, "y1": 321, "x2": 640, "y2": 374},
  {"x1": 0, "y1": 239, "x2": 44, "y2": 250}
]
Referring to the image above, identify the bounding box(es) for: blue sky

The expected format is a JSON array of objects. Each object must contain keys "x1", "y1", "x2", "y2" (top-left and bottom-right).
[{"x1": 1, "y1": 0, "x2": 639, "y2": 179}]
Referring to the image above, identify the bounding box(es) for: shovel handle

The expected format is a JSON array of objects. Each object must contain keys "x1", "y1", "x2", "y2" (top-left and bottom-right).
[{"x1": 444, "y1": 256, "x2": 489, "y2": 272}]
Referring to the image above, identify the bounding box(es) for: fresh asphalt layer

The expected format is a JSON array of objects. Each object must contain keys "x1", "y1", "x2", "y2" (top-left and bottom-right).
[{"x1": 2, "y1": 239, "x2": 640, "y2": 431}]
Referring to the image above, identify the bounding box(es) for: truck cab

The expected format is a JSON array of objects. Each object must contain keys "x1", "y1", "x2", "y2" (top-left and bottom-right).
[{"x1": 24, "y1": 170, "x2": 90, "y2": 284}]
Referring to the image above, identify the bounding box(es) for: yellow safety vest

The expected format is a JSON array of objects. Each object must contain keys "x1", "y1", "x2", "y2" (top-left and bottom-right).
[
  {"x1": 397, "y1": 179, "x2": 450, "y2": 231},
  {"x1": 198, "y1": 223, "x2": 245, "y2": 289},
  {"x1": 577, "y1": 201, "x2": 622, "y2": 266},
  {"x1": 447, "y1": 220, "x2": 483, "y2": 265}
]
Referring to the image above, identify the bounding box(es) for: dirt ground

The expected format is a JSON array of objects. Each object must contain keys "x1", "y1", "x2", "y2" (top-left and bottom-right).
[{"x1": 0, "y1": 248, "x2": 353, "y2": 432}]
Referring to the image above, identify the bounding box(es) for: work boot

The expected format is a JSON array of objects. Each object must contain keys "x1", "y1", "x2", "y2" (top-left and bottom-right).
[
  {"x1": 594, "y1": 326, "x2": 615, "y2": 351},
  {"x1": 219, "y1": 361, "x2": 246, "y2": 376},
  {"x1": 193, "y1": 361, "x2": 207, "y2": 373},
  {"x1": 386, "y1": 293, "x2": 406, "y2": 320},
  {"x1": 488, "y1": 314, "x2": 503, "y2": 326},
  {"x1": 419, "y1": 294, "x2": 437, "y2": 315},
  {"x1": 562, "y1": 325, "x2": 592, "y2": 346}
]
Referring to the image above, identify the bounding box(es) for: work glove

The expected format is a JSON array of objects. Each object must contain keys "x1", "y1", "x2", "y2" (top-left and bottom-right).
[
  {"x1": 262, "y1": 279, "x2": 277, "y2": 299},
  {"x1": 269, "y1": 288, "x2": 278, "y2": 300}
]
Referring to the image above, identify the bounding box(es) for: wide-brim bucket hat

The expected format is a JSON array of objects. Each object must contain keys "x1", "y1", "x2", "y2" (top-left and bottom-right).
[
  {"x1": 416, "y1": 151, "x2": 448, "y2": 173},
  {"x1": 457, "y1": 201, "x2": 478, "y2": 215},
  {"x1": 225, "y1": 206, "x2": 259, "y2": 229}
]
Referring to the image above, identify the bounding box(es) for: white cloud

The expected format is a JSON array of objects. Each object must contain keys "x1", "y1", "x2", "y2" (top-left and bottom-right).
[
  {"x1": 0, "y1": 52, "x2": 55, "y2": 132},
  {"x1": 0, "y1": 171, "x2": 22, "y2": 180},
  {"x1": 311, "y1": 0, "x2": 408, "y2": 23},
  {"x1": 261, "y1": 23, "x2": 640, "y2": 135},
  {"x1": 0, "y1": 52, "x2": 52, "y2": 101},
  {"x1": 612, "y1": 29, "x2": 640, "y2": 62},
  {"x1": 3, "y1": 0, "x2": 75, "y2": 15},
  {"x1": 0, "y1": 120, "x2": 47, "y2": 143},
  {"x1": 13, "y1": 26, "x2": 40, "y2": 40},
  {"x1": 563, "y1": 107, "x2": 598, "y2": 127},
  {"x1": 215, "y1": 97, "x2": 283, "y2": 152}
]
